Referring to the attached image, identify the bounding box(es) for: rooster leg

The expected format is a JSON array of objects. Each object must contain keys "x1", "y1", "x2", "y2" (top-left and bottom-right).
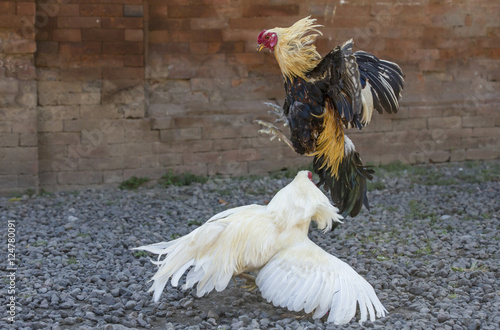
[
  {"x1": 236, "y1": 272, "x2": 257, "y2": 292},
  {"x1": 264, "y1": 102, "x2": 288, "y2": 126},
  {"x1": 254, "y1": 120, "x2": 295, "y2": 152}
]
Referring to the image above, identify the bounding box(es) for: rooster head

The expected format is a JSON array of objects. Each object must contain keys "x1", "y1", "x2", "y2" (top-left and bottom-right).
[
  {"x1": 257, "y1": 30, "x2": 278, "y2": 52},
  {"x1": 256, "y1": 17, "x2": 323, "y2": 79}
]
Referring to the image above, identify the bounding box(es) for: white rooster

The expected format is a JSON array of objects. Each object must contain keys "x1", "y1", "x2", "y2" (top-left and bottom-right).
[{"x1": 134, "y1": 171, "x2": 387, "y2": 325}]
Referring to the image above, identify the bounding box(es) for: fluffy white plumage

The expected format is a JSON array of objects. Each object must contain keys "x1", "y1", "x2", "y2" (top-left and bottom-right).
[{"x1": 134, "y1": 171, "x2": 387, "y2": 325}]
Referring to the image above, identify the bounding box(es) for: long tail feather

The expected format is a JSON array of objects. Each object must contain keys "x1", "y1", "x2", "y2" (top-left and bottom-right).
[
  {"x1": 313, "y1": 138, "x2": 373, "y2": 219},
  {"x1": 133, "y1": 223, "x2": 232, "y2": 301}
]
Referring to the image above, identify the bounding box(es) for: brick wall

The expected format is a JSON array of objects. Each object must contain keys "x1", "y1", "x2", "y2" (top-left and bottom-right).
[
  {"x1": 0, "y1": 0, "x2": 499, "y2": 194},
  {"x1": 35, "y1": 0, "x2": 147, "y2": 191},
  {"x1": 0, "y1": 0, "x2": 37, "y2": 195}
]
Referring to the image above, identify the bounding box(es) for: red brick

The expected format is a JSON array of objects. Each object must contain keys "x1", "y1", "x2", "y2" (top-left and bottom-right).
[
  {"x1": 102, "y1": 41, "x2": 143, "y2": 55},
  {"x1": 59, "y1": 42, "x2": 102, "y2": 56},
  {"x1": 149, "y1": 30, "x2": 169, "y2": 44},
  {"x1": 58, "y1": 4, "x2": 80, "y2": 17},
  {"x1": 208, "y1": 41, "x2": 245, "y2": 54},
  {"x1": 37, "y1": 41, "x2": 59, "y2": 56},
  {"x1": 101, "y1": 17, "x2": 143, "y2": 29},
  {"x1": 17, "y1": 2, "x2": 36, "y2": 15},
  {"x1": 79, "y1": 54, "x2": 124, "y2": 67},
  {"x1": 98, "y1": 0, "x2": 142, "y2": 4},
  {"x1": 4, "y1": 40, "x2": 36, "y2": 54},
  {"x1": 0, "y1": 2, "x2": 15, "y2": 15},
  {"x1": 102, "y1": 67, "x2": 144, "y2": 80},
  {"x1": 242, "y1": 5, "x2": 300, "y2": 17},
  {"x1": 488, "y1": 49, "x2": 500, "y2": 59},
  {"x1": 170, "y1": 30, "x2": 222, "y2": 43},
  {"x1": 59, "y1": 67, "x2": 101, "y2": 81},
  {"x1": 124, "y1": 4, "x2": 143, "y2": 17},
  {"x1": 167, "y1": 5, "x2": 218, "y2": 18},
  {"x1": 52, "y1": 29, "x2": 81, "y2": 42},
  {"x1": 0, "y1": 15, "x2": 28, "y2": 28},
  {"x1": 149, "y1": 4, "x2": 168, "y2": 20},
  {"x1": 80, "y1": 5, "x2": 123, "y2": 17},
  {"x1": 124, "y1": 29, "x2": 143, "y2": 41},
  {"x1": 190, "y1": 42, "x2": 208, "y2": 54},
  {"x1": 81, "y1": 28, "x2": 124, "y2": 41},
  {"x1": 190, "y1": 17, "x2": 227, "y2": 30},
  {"x1": 123, "y1": 55, "x2": 144, "y2": 67},
  {"x1": 149, "y1": 18, "x2": 189, "y2": 31},
  {"x1": 58, "y1": 17, "x2": 101, "y2": 28}
]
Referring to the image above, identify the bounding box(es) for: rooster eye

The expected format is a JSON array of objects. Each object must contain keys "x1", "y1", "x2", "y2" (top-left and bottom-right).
[{"x1": 265, "y1": 35, "x2": 269, "y2": 39}]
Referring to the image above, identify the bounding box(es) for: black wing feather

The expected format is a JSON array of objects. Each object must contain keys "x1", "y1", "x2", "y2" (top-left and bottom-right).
[
  {"x1": 355, "y1": 51, "x2": 404, "y2": 115},
  {"x1": 281, "y1": 39, "x2": 404, "y2": 219}
]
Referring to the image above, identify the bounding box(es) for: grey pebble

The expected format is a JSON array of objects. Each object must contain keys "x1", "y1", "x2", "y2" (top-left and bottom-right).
[{"x1": 1, "y1": 161, "x2": 498, "y2": 330}]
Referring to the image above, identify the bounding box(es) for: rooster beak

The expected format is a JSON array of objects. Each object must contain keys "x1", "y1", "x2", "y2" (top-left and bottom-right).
[{"x1": 257, "y1": 44, "x2": 265, "y2": 52}]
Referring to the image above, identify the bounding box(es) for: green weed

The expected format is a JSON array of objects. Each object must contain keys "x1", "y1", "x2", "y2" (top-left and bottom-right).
[
  {"x1": 160, "y1": 170, "x2": 207, "y2": 187},
  {"x1": 133, "y1": 251, "x2": 149, "y2": 258},
  {"x1": 66, "y1": 257, "x2": 78, "y2": 265},
  {"x1": 119, "y1": 176, "x2": 150, "y2": 190}
]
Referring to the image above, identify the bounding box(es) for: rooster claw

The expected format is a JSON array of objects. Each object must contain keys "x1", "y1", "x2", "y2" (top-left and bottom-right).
[
  {"x1": 254, "y1": 120, "x2": 295, "y2": 151},
  {"x1": 264, "y1": 102, "x2": 288, "y2": 126},
  {"x1": 236, "y1": 273, "x2": 258, "y2": 292}
]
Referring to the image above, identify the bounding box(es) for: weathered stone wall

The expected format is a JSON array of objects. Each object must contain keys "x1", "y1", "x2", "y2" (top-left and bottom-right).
[
  {"x1": 35, "y1": 0, "x2": 147, "y2": 191},
  {"x1": 0, "y1": 0, "x2": 38, "y2": 195},
  {"x1": 0, "y1": 0, "x2": 499, "y2": 194}
]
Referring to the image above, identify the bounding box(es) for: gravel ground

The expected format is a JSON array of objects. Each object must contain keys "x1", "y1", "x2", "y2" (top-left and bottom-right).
[{"x1": 1, "y1": 160, "x2": 499, "y2": 330}]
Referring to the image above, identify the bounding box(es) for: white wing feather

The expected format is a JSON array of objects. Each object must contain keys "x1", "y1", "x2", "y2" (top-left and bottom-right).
[
  {"x1": 133, "y1": 204, "x2": 278, "y2": 301},
  {"x1": 256, "y1": 239, "x2": 387, "y2": 325}
]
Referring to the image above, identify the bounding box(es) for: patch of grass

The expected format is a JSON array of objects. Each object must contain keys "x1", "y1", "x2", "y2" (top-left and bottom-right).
[
  {"x1": 217, "y1": 188, "x2": 232, "y2": 196},
  {"x1": 119, "y1": 176, "x2": 150, "y2": 190},
  {"x1": 133, "y1": 251, "x2": 149, "y2": 258},
  {"x1": 39, "y1": 189, "x2": 53, "y2": 197},
  {"x1": 187, "y1": 220, "x2": 203, "y2": 226},
  {"x1": 24, "y1": 188, "x2": 36, "y2": 197},
  {"x1": 170, "y1": 233, "x2": 181, "y2": 240},
  {"x1": 247, "y1": 186, "x2": 266, "y2": 196},
  {"x1": 77, "y1": 233, "x2": 89, "y2": 238},
  {"x1": 66, "y1": 257, "x2": 78, "y2": 265},
  {"x1": 451, "y1": 266, "x2": 465, "y2": 272},
  {"x1": 269, "y1": 164, "x2": 314, "y2": 179},
  {"x1": 32, "y1": 240, "x2": 48, "y2": 247},
  {"x1": 449, "y1": 293, "x2": 457, "y2": 299},
  {"x1": 405, "y1": 199, "x2": 437, "y2": 220},
  {"x1": 160, "y1": 170, "x2": 208, "y2": 187},
  {"x1": 378, "y1": 161, "x2": 411, "y2": 174},
  {"x1": 416, "y1": 242, "x2": 432, "y2": 256},
  {"x1": 469, "y1": 262, "x2": 489, "y2": 272},
  {"x1": 452, "y1": 262, "x2": 489, "y2": 273},
  {"x1": 376, "y1": 255, "x2": 388, "y2": 262},
  {"x1": 386, "y1": 206, "x2": 399, "y2": 213},
  {"x1": 367, "y1": 181, "x2": 386, "y2": 191}
]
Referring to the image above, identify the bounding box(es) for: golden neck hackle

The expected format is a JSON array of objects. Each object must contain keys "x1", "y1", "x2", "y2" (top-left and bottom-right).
[{"x1": 270, "y1": 17, "x2": 323, "y2": 80}]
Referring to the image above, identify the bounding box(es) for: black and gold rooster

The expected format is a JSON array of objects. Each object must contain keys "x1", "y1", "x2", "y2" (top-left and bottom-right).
[{"x1": 256, "y1": 16, "x2": 404, "y2": 219}]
